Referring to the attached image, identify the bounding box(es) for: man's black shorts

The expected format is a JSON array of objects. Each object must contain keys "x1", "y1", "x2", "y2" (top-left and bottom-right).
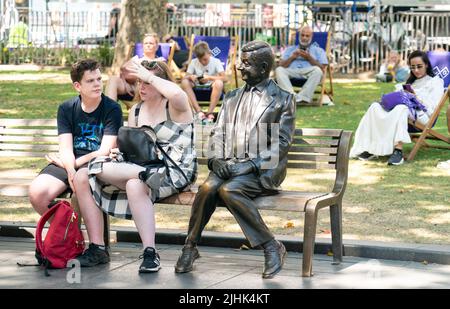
[
  {"x1": 39, "y1": 163, "x2": 89, "y2": 187},
  {"x1": 39, "y1": 163, "x2": 70, "y2": 186}
]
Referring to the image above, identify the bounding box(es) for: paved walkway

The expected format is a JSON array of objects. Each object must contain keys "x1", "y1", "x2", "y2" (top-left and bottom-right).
[{"x1": 1, "y1": 236, "x2": 450, "y2": 289}]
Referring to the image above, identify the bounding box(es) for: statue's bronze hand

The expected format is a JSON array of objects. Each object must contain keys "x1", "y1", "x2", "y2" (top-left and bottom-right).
[
  {"x1": 229, "y1": 161, "x2": 255, "y2": 177},
  {"x1": 210, "y1": 158, "x2": 231, "y2": 179}
]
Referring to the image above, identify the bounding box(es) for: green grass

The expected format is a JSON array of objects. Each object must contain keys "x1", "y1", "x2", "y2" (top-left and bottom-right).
[{"x1": 0, "y1": 73, "x2": 449, "y2": 245}]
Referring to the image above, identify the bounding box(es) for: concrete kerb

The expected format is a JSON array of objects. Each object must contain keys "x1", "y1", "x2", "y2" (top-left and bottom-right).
[{"x1": 1, "y1": 221, "x2": 450, "y2": 265}]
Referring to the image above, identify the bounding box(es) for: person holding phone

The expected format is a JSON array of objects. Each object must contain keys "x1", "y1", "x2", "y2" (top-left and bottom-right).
[
  {"x1": 402, "y1": 84, "x2": 414, "y2": 93},
  {"x1": 181, "y1": 41, "x2": 227, "y2": 124},
  {"x1": 275, "y1": 26, "x2": 328, "y2": 104},
  {"x1": 350, "y1": 50, "x2": 444, "y2": 165}
]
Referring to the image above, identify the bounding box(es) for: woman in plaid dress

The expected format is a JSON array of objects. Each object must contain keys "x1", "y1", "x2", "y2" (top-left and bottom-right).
[{"x1": 76, "y1": 60, "x2": 197, "y2": 273}]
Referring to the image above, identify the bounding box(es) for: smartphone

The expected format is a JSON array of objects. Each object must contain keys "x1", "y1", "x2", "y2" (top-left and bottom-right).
[
  {"x1": 197, "y1": 74, "x2": 205, "y2": 84},
  {"x1": 299, "y1": 46, "x2": 307, "y2": 51},
  {"x1": 402, "y1": 84, "x2": 414, "y2": 92}
]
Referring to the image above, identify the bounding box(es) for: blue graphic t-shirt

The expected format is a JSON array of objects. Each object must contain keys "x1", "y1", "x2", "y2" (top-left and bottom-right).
[{"x1": 57, "y1": 94, "x2": 123, "y2": 158}]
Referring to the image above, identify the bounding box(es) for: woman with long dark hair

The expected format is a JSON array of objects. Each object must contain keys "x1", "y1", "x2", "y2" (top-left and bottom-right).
[{"x1": 350, "y1": 50, "x2": 445, "y2": 165}]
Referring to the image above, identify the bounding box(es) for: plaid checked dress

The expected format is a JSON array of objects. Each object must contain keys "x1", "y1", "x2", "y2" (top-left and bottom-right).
[{"x1": 88, "y1": 101, "x2": 197, "y2": 220}]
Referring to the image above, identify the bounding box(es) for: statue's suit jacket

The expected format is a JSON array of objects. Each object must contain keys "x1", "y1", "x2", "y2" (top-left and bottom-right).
[{"x1": 209, "y1": 79, "x2": 296, "y2": 191}]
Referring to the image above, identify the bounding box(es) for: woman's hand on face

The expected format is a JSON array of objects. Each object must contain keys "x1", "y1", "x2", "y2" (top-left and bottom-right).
[{"x1": 127, "y1": 61, "x2": 153, "y2": 83}]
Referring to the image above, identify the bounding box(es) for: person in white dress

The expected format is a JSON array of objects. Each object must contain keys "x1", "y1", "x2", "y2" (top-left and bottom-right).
[{"x1": 350, "y1": 50, "x2": 445, "y2": 165}]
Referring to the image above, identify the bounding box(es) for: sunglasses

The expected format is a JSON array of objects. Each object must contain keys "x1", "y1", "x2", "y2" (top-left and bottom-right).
[
  {"x1": 140, "y1": 60, "x2": 168, "y2": 81},
  {"x1": 409, "y1": 64, "x2": 425, "y2": 70},
  {"x1": 141, "y1": 60, "x2": 161, "y2": 71}
]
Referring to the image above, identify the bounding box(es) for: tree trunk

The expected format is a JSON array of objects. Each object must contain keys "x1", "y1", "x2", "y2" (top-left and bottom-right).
[{"x1": 111, "y1": 0, "x2": 167, "y2": 74}]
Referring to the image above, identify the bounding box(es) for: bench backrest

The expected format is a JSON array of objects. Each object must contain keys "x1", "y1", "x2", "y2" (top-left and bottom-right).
[
  {"x1": 0, "y1": 119, "x2": 59, "y2": 157},
  {"x1": 194, "y1": 126, "x2": 350, "y2": 169},
  {"x1": 0, "y1": 120, "x2": 351, "y2": 190}
]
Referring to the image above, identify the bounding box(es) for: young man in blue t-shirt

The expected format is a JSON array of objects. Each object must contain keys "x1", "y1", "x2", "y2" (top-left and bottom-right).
[
  {"x1": 275, "y1": 26, "x2": 328, "y2": 104},
  {"x1": 29, "y1": 59, "x2": 123, "y2": 217}
]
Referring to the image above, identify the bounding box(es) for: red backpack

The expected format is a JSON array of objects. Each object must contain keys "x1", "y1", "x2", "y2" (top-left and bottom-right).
[{"x1": 35, "y1": 200, "x2": 85, "y2": 272}]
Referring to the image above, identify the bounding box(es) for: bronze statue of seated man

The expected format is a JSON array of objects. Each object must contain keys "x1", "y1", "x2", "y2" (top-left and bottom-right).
[{"x1": 174, "y1": 40, "x2": 296, "y2": 279}]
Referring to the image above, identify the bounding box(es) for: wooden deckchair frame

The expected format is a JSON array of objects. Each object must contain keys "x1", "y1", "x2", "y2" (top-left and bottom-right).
[{"x1": 407, "y1": 88, "x2": 450, "y2": 161}]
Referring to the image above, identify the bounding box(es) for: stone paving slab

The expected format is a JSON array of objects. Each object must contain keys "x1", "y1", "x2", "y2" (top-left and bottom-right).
[{"x1": 1, "y1": 237, "x2": 450, "y2": 289}]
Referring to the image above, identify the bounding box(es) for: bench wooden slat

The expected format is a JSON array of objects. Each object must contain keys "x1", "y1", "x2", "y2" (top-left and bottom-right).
[
  {"x1": 287, "y1": 154, "x2": 336, "y2": 162},
  {"x1": 158, "y1": 189, "x2": 331, "y2": 212},
  {"x1": 0, "y1": 184, "x2": 29, "y2": 197},
  {"x1": 0, "y1": 128, "x2": 58, "y2": 136},
  {"x1": 287, "y1": 162, "x2": 336, "y2": 169},
  {"x1": 0, "y1": 119, "x2": 57, "y2": 127},
  {"x1": 0, "y1": 136, "x2": 59, "y2": 143},
  {"x1": 294, "y1": 138, "x2": 339, "y2": 146},
  {"x1": 195, "y1": 157, "x2": 337, "y2": 166},
  {"x1": 294, "y1": 128, "x2": 342, "y2": 137},
  {"x1": 0, "y1": 151, "x2": 57, "y2": 157},
  {"x1": 0, "y1": 144, "x2": 60, "y2": 152},
  {"x1": 289, "y1": 146, "x2": 338, "y2": 154},
  {"x1": 197, "y1": 158, "x2": 208, "y2": 165}
]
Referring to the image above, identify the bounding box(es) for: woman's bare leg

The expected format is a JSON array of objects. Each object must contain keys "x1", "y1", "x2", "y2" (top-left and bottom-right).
[
  {"x1": 96, "y1": 162, "x2": 146, "y2": 190},
  {"x1": 208, "y1": 79, "x2": 224, "y2": 114},
  {"x1": 181, "y1": 79, "x2": 201, "y2": 113},
  {"x1": 126, "y1": 179, "x2": 156, "y2": 249},
  {"x1": 394, "y1": 142, "x2": 403, "y2": 150}
]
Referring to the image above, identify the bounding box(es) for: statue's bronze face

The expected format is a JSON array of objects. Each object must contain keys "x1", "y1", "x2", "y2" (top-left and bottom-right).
[{"x1": 237, "y1": 51, "x2": 267, "y2": 86}]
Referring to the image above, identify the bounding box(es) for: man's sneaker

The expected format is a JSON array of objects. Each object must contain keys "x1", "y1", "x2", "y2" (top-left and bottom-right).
[
  {"x1": 76, "y1": 243, "x2": 110, "y2": 267},
  {"x1": 139, "y1": 247, "x2": 161, "y2": 273},
  {"x1": 295, "y1": 94, "x2": 310, "y2": 104},
  {"x1": 358, "y1": 151, "x2": 377, "y2": 161},
  {"x1": 388, "y1": 149, "x2": 404, "y2": 166}
]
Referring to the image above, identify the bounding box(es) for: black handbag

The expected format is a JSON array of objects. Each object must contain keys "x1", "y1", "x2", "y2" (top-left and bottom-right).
[
  {"x1": 117, "y1": 124, "x2": 191, "y2": 190},
  {"x1": 117, "y1": 125, "x2": 163, "y2": 165},
  {"x1": 117, "y1": 102, "x2": 192, "y2": 191}
]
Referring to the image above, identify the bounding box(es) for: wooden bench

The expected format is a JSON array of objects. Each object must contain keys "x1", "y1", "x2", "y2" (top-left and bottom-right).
[{"x1": 0, "y1": 118, "x2": 352, "y2": 277}]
